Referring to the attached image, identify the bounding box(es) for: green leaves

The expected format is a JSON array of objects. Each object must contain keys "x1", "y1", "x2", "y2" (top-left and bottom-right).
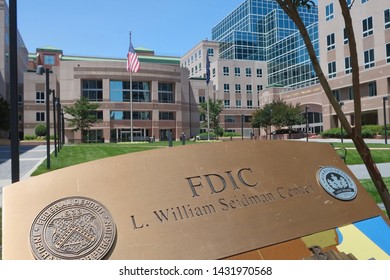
[
  {"x1": 64, "y1": 96, "x2": 100, "y2": 134},
  {"x1": 252, "y1": 100, "x2": 304, "y2": 130},
  {"x1": 199, "y1": 99, "x2": 224, "y2": 135}
]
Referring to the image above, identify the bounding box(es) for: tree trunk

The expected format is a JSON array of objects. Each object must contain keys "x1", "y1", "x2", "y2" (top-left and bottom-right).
[{"x1": 276, "y1": 0, "x2": 390, "y2": 216}]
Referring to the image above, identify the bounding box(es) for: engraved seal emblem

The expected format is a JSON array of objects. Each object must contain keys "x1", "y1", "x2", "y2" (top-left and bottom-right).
[
  {"x1": 30, "y1": 197, "x2": 116, "y2": 260},
  {"x1": 317, "y1": 166, "x2": 358, "y2": 201}
]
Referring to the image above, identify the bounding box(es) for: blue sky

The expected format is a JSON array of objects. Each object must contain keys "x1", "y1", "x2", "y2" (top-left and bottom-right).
[{"x1": 16, "y1": 0, "x2": 245, "y2": 58}]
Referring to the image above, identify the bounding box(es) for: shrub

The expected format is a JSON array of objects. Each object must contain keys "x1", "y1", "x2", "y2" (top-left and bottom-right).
[
  {"x1": 320, "y1": 127, "x2": 347, "y2": 138},
  {"x1": 223, "y1": 132, "x2": 241, "y2": 137},
  {"x1": 35, "y1": 124, "x2": 47, "y2": 137},
  {"x1": 321, "y1": 125, "x2": 385, "y2": 139},
  {"x1": 197, "y1": 132, "x2": 217, "y2": 140},
  {"x1": 24, "y1": 134, "x2": 36, "y2": 140}
]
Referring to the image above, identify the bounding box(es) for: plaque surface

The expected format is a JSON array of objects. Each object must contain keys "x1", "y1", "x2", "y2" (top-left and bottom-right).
[{"x1": 2, "y1": 141, "x2": 383, "y2": 259}]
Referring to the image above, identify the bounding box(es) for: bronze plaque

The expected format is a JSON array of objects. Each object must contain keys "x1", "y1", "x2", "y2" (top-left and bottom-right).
[{"x1": 2, "y1": 141, "x2": 382, "y2": 259}]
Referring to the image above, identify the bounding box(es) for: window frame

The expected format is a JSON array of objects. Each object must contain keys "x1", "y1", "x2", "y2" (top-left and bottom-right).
[{"x1": 364, "y1": 49, "x2": 375, "y2": 69}]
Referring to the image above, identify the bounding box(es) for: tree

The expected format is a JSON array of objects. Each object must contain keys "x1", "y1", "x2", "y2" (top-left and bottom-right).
[
  {"x1": 252, "y1": 100, "x2": 304, "y2": 138},
  {"x1": 252, "y1": 102, "x2": 273, "y2": 138},
  {"x1": 275, "y1": 0, "x2": 390, "y2": 214},
  {"x1": 64, "y1": 97, "x2": 101, "y2": 142},
  {"x1": 199, "y1": 99, "x2": 224, "y2": 136},
  {"x1": 0, "y1": 96, "x2": 10, "y2": 132}
]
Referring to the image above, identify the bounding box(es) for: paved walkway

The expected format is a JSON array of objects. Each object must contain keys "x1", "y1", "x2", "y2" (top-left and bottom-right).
[{"x1": 0, "y1": 145, "x2": 53, "y2": 208}]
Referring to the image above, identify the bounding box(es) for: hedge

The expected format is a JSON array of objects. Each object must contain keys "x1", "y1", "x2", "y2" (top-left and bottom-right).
[{"x1": 321, "y1": 125, "x2": 386, "y2": 139}]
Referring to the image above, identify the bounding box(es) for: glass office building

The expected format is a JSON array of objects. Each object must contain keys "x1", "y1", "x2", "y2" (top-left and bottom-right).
[{"x1": 211, "y1": 0, "x2": 318, "y2": 89}]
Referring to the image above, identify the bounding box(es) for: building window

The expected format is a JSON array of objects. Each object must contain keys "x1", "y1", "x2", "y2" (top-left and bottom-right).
[
  {"x1": 35, "y1": 91, "x2": 45, "y2": 103},
  {"x1": 223, "y1": 67, "x2": 229, "y2": 76},
  {"x1": 82, "y1": 80, "x2": 103, "y2": 101},
  {"x1": 246, "y1": 84, "x2": 252, "y2": 94},
  {"x1": 385, "y1": 9, "x2": 390, "y2": 29},
  {"x1": 364, "y1": 49, "x2": 375, "y2": 69},
  {"x1": 110, "y1": 81, "x2": 151, "y2": 103},
  {"x1": 224, "y1": 84, "x2": 230, "y2": 93},
  {"x1": 246, "y1": 68, "x2": 252, "y2": 77},
  {"x1": 386, "y1": 43, "x2": 390, "y2": 63},
  {"x1": 257, "y1": 85, "x2": 263, "y2": 93},
  {"x1": 158, "y1": 83, "x2": 175, "y2": 103},
  {"x1": 348, "y1": 87, "x2": 354, "y2": 100},
  {"x1": 247, "y1": 100, "x2": 253, "y2": 109},
  {"x1": 207, "y1": 48, "x2": 214, "y2": 57},
  {"x1": 256, "y1": 68, "x2": 262, "y2": 77},
  {"x1": 235, "y1": 84, "x2": 241, "y2": 93},
  {"x1": 345, "y1": 56, "x2": 352, "y2": 74},
  {"x1": 346, "y1": 0, "x2": 352, "y2": 6},
  {"x1": 94, "y1": 110, "x2": 103, "y2": 120},
  {"x1": 368, "y1": 81, "x2": 377, "y2": 97},
  {"x1": 224, "y1": 100, "x2": 230, "y2": 108},
  {"x1": 110, "y1": 111, "x2": 151, "y2": 120},
  {"x1": 236, "y1": 100, "x2": 241, "y2": 108},
  {"x1": 212, "y1": 68, "x2": 216, "y2": 77},
  {"x1": 159, "y1": 111, "x2": 175, "y2": 120},
  {"x1": 224, "y1": 115, "x2": 235, "y2": 123},
  {"x1": 362, "y1": 16, "x2": 373, "y2": 37},
  {"x1": 199, "y1": 96, "x2": 206, "y2": 103},
  {"x1": 361, "y1": 0, "x2": 369, "y2": 3},
  {"x1": 332, "y1": 90, "x2": 340, "y2": 102},
  {"x1": 235, "y1": 67, "x2": 241, "y2": 76},
  {"x1": 327, "y1": 33, "x2": 335, "y2": 51},
  {"x1": 328, "y1": 61, "x2": 336, "y2": 78},
  {"x1": 326, "y1": 3, "x2": 334, "y2": 21},
  {"x1": 343, "y1": 28, "x2": 349, "y2": 44},
  {"x1": 36, "y1": 112, "x2": 45, "y2": 122}
]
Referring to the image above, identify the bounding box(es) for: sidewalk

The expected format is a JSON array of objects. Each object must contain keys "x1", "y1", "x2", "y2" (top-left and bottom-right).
[{"x1": 0, "y1": 145, "x2": 53, "y2": 208}]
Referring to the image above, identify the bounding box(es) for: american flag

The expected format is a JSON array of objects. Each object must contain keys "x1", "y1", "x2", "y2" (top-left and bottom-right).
[{"x1": 127, "y1": 33, "x2": 140, "y2": 73}]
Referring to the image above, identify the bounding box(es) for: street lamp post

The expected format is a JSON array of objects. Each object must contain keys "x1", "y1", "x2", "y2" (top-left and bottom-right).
[
  {"x1": 384, "y1": 96, "x2": 389, "y2": 144},
  {"x1": 241, "y1": 114, "x2": 244, "y2": 140},
  {"x1": 305, "y1": 105, "x2": 309, "y2": 142},
  {"x1": 339, "y1": 102, "x2": 344, "y2": 144},
  {"x1": 9, "y1": 0, "x2": 19, "y2": 183},
  {"x1": 36, "y1": 66, "x2": 51, "y2": 169},
  {"x1": 61, "y1": 108, "x2": 65, "y2": 147},
  {"x1": 52, "y1": 90, "x2": 57, "y2": 157},
  {"x1": 56, "y1": 97, "x2": 61, "y2": 150}
]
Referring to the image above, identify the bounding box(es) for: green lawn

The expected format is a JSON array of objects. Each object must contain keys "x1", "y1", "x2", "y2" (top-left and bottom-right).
[
  {"x1": 359, "y1": 178, "x2": 390, "y2": 204},
  {"x1": 330, "y1": 143, "x2": 390, "y2": 165},
  {"x1": 32, "y1": 141, "x2": 195, "y2": 176}
]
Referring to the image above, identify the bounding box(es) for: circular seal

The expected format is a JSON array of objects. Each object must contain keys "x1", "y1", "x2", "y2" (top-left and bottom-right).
[
  {"x1": 317, "y1": 166, "x2": 358, "y2": 201},
  {"x1": 30, "y1": 196, "x2": 116, "y2": 260}
]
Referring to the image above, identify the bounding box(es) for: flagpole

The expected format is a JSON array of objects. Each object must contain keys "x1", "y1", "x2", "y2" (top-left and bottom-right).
[
  {"x1": 129, "y1": 31, "x2": 133, "y2": 143},
  {"x1": 207, "y1": 84, "x2": 210, "y2": 141},
  {"x1": 130, "y1": 69, "x2": 133, "y2": 143},
  {"x1": 206, "y1": 52, "x2": 210, "y2": 141}
]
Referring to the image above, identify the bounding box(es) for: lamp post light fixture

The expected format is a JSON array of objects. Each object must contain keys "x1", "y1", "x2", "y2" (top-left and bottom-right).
[
  {"x1": 36, "y1": 65, "x2": 52, "y2": 169},
  {"x1": 339, "y1": 101, "x2": 345, "y2": 144},
  {"x1": 384, "y1": 96, "x2": 389, "y2": 144}
]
